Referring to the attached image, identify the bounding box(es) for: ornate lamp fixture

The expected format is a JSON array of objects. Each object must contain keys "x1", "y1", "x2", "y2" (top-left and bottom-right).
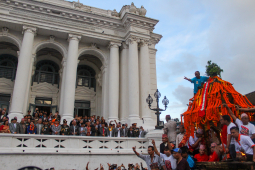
[{"x1": 146, "y1": 89, "x2": 169, "y2": 129}]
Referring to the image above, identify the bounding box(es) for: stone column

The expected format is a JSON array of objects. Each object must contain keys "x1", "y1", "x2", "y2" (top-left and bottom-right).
[
  {"x1": 61, "y1": 34, "x2": 81, "y2": 123},
  {"x1": 139, "y1": 39, "x2": 152, "y2": 120},
  {"x1": 9, "y1": 26, "x2": 37, "y2": 122},
  {"x1": 101, "y1": 66, "x2": 108, "y2": 119},
  {"x1": 108, "y1": 42, "x2": 121, "y2": 121},
  {"x1": 119, "y1": 43, "x2": 129, "y2": 122},
  {"x1": 127, "y1": 37, "x2": 141, "y2": 123},
  {"x1": 59, "y1": 59, "x2": 66, "y2": 115}
]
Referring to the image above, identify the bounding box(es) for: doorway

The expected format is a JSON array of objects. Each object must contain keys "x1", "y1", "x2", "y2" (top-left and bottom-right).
[{"x1": 74, "y1": 100, "x2": 90, "y2": 117}]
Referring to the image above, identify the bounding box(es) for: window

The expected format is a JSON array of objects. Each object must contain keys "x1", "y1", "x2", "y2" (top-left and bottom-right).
[
  {"x1": 0, "y1": 55, "x2": 18, "y2": 81},
  {"x1": 76, "y1": 65, "x2": 96, "y2": 91},
  {"x1": 33, "y1": 60, "x2": 59, "y2": 85},
  {"x1": 35, "y1": 98, "x2": 52, "y2": 105}
]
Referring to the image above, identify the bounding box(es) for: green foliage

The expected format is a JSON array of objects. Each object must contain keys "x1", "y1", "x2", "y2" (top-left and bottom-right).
[{"x1": 205, "y1": 60, "x2": 223, "y2": 77}]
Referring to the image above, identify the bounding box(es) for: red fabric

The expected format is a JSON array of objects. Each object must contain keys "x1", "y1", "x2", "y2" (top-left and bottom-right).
[
  {"x1": 194, "y1": 154, "x2": 209, "y2": 162},
  {"x1": 221, "y1": 125, "x2": 227, "y2": 145},
  {"x1": 208, "y1": 151, "x2": 219, "y2": 162},
  {"x1": 0, "y1": 125, "x2": 4, "y2": 131}
]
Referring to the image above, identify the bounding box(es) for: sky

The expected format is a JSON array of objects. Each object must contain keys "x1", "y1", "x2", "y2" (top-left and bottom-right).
[{"x1": 74, "y1": 0, "x2": 255, "y2": 121}]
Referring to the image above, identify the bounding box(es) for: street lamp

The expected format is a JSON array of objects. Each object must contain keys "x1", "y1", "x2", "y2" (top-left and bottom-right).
[{"x1": 146, "y1": 89, "x2": 169, "y2": 129}]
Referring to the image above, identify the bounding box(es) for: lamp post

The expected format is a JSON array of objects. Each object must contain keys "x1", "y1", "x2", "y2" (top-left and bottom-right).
[{"x1": 146, "y1": 89, "x2": 169, "y2": 129}]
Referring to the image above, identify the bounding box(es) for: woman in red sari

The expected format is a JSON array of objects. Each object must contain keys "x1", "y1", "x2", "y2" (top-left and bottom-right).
[{"x1": 0, "y1": 120, "x2": 11, "y2": 133}]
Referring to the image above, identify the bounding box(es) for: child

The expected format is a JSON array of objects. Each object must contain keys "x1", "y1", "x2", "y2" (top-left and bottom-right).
[
  {"x1": 181, "y1": 146, "x2": 195, "y2": 169},
  {"x1": 208, "y1": 143, "x2": 219, "y2": 162},
  {"x1": 194, "y1": 145, "x2": 209, "y2": 162}
]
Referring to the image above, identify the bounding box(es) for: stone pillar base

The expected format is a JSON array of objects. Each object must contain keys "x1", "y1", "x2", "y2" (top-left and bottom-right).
[
  {"x1": 61, "y1": 116, "x2": 74, "y2": 124},
  {"x1": 146, "y1": 129, "x2": 164, "y2": 150}
]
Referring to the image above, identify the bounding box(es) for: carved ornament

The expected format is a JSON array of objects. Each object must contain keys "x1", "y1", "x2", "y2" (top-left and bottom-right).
[{"x1": 68, "y1": 34, "x2": 81, "y2": 42}]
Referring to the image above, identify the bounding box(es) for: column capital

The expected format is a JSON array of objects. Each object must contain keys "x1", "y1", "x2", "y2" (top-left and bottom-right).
[
  {"x1": 108, "y1": 42, "x2": 121, "y2": 49},
  {"x1": 22, "y1": 26, "x2": 37, "y2": 35},
  {"x1": 126, "y1": 36, "x2": 140, "y2": 45},
  {"x1": 120, "y1": 43, "x2": 129, "y2": 50},
  {"x1": 68, "y1": 34, "x2": 81, "y2": 42},
  {"x1": 139, "y1": 39, "x2": 151, "y2": 47},
  {"x1": 61, "y1": 59, "x2": 67, "y2": 67}
]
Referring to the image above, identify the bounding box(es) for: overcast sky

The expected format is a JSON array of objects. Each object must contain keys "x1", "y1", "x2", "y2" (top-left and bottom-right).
[{"x1": 76, "y1": 0, "x2": 255, "y2": 120}]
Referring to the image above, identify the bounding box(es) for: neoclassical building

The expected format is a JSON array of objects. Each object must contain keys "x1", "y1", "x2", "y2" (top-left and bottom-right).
[{"x1": 0, "y1": 0, "x2": 162, "y2": 128}]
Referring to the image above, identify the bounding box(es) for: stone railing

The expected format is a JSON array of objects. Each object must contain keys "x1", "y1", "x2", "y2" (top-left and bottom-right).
[{"x1": 0, "y1": 134, "x2": 149, "y2": 154}]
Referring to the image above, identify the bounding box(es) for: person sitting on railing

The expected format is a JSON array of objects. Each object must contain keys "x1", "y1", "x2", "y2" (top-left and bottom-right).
[
  {"x1": 133, "y1": 145, "x2": 166, "y2": 170},
  {"x1": 51, "y1": 119, "x2": 61, "y2": 135},
  {"x1": 230, "y1": 126, "x2": 255, "y2": 162},
  {"x1": 0, "y1": 120, "x2": 11, "y2": 133},
  {"x1": 194, "y1": 145, "x2": 209, "y2": 162},
  {"x1": 208, "y1": 143, "x2": 219, "y2": 162},
  {"x1": 27, "y1": 121, "x2": 36, "y2": 134}
]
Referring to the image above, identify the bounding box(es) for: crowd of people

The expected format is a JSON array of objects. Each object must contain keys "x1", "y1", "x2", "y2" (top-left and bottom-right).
[
  {"x1": 130, "y1": 105, "x2": 255, "y2": 170},
  {"x1": 0, "y1": 108, "x2": 147, "y2": 137}
]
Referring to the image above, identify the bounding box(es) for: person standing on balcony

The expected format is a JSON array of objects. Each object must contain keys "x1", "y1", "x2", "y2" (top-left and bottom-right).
[
  {"x1": 27, "y1": 122, "x2": 36, "y2": 134},
  {"x1": 70, "y1": 119, "x2": 78, "y2": 136},
  {"x1": 99, "y1": 123, "x2": 107, "y2": 137},
  {"x1": 36, "y1": 118, "x2": 43, "y2": 135},
  {"x1": 79, "y1": 122, "x2": 87, "y2": 136},
  {"x1": 17, "y1": 118, "x2": 27, "y2": 134},
  {"x1": 41, "y1": 120, "x2": 51, "y2": 135},
  {"x1": 132, "y1": 145, "x2": 166, "y2": 170},
  {"x1": 51, "y1": 119, "x2": 61, "y2": 135},
  {"x1": 184, "y1": 71, "x2": 209, "y2": 95},
  {"x1": 164, "y1": 115, "x2": 177, "y2": 144},
  {"x1": 120, "y1": 124, "x2": 128, "y2": 137},
  {"x1": 10, "y1": 118, "x2": 18, "y2": 134},
  {"x1": 60, "y1": 119, "x2": 70, "y2": 135}
]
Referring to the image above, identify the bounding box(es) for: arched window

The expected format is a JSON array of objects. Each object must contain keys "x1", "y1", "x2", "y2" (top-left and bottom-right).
[
  {"x1": 0, "y1": 55, "x2": 18, "y2": 81},
  {"x1": 33, "y1": 60, "x2": 59, "y2": 85},
  {"x1": 76, "y1": 65, "x2": 96, "y2": 91}
]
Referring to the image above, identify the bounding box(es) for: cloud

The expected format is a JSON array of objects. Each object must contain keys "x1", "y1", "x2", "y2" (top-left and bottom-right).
[{"x1": 172, "y1": 85, "x2": 193, "y2": 106}]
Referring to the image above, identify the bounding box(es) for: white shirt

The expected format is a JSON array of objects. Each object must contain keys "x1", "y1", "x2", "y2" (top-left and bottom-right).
[
  {"x1": 176, "y1": 133, "x2": 185, "y2": 147},
  {"x1": 235, "y1": 119, "x2": 255, "y2": 137},
  {"x1": 188, "y1": 134, "x2": 199, "y2": 150},
  {"x1": 227, "y1": 122, "x2": 236, "y2": 144},
  {"x1": 160, "y1": 153, "x2": 176, "y2": 170},
  {"x1": 117, "y1": 128, "x2": 120, "y2": 137},
  {"x1": 234, "y1": 134, "x2": 255, "y2": 155}
]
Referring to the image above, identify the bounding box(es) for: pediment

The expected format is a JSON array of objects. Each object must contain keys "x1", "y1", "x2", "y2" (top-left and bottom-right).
[
  {"x1": 0, "y1": 78, "x2": 14, "y2": 89},
  {"x1": 32, "y1": 82, "x2": 59, "y2": 94},
  {"x1": 75, "y1": 86, "x2": 95, "y2": 95}
]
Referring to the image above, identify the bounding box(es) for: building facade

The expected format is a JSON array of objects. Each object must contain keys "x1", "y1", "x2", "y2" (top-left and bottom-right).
[{"x1": 0, "y1": 0, "x2": 162, "y2": 128}]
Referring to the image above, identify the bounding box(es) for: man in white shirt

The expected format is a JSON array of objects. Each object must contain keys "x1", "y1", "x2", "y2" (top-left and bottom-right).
[
  {"x1": 230, "y1": 126, "x2": 255, "y2": 162},
  {"x1": 176, "y1": 125, "x2": 185, "y2": 148},
  {"x1": 188, "y1": 128, "x2": 203, "y2": 156},
  {"x1": 222, "y1": 114, "x2": 236, "y2": 160},
  {"x1": 224, "y1": 104, "x2": 255, "y2": 142},
  {"x1": 152, "y1": 138, "x2": 176, "y2": 170}
]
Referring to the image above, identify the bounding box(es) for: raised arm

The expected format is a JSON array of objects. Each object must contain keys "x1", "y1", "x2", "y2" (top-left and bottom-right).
[
  {"x1": 152, "y1": 139, "x2": 160, "y2": 156},
  {"x1": 237, "y1": 107, "x2": 255, "y2": 112},
  {"x1": 132, "y1": 146, "x2": 140, "y2": 156},
  {"x1": 222, "y1": 104, "x2": 237, "y2": 122},
  {"x1": 184, "y1": 76, "x2": 192, "y2": 82}
]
